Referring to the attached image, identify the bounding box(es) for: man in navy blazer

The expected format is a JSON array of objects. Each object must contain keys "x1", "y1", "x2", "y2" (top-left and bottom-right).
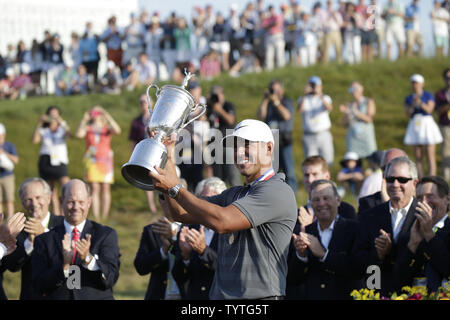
[
  {"x1": 353, "y1": 157, "x2": 419, "y2": 296},
  {"x1": 31, "y1": 179, "x2": 120, "y2": 300},
  {"x1": 287, "y1": 156, "x2": 356, "y2": 299},
  {"x1": 288, "y1": 179, "x2": 360, "y2": 300},
  {"x1": 171, "y1": 177, "x2": 225, "y2": 300},
  {"x1": 394, "y1": 176, "x2": 450, "y2": 292},
  {"x1": 358, "y1": 148, "x2": 408, "y2": 216},
  {"x1": 134, "y1": 192, "x2": 183, "y2": 300},
  {"x1": 2, "y1": 178, "x2": 64, "y2": 299}
]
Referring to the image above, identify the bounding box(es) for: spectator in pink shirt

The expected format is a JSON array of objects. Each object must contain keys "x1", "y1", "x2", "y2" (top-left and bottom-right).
[
  {"x1": 262, "y1": 5, "x2": 286, "y2": 71},
  {"x1": 199, "y1": 49, "x2": 221, "y2": 80},
  {"x1": 11, "y1": 64, "x2": 33, "y2": 99}
]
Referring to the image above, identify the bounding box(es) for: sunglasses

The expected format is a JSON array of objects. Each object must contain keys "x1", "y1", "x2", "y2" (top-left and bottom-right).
[{"x1": 385, "y1": 176, "x2": 413, "y2": 184}]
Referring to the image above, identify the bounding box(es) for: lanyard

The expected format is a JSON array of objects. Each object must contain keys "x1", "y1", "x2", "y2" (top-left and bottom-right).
[{"x1": 238, "y1": 168, "x2": 275, "y2": 199}]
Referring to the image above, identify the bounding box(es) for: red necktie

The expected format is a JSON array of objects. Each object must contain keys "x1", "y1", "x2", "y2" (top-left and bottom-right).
[{"x1": 71, "y1": 228, "x2": 80, "y2": 264}]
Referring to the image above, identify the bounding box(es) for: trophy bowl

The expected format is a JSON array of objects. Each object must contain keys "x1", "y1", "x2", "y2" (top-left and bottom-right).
[{"x1": 122, "y1": 72, "x2": 206, "y2": 190}]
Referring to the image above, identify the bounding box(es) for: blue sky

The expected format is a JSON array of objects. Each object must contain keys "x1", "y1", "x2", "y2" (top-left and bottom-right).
[{"x1": 138, "y1": 0, "x2": 437, "y2": 56}]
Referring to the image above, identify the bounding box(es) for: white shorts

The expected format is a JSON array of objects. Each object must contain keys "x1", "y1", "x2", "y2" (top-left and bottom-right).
[
  {"x1": 386, "y1": 22, "x2": 406, "y2": 45},
  {"x1": 210, "y1": 41, "x2": 230, "y2": 54}
]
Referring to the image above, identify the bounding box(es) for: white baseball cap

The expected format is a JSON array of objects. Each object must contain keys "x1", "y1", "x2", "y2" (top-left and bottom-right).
[
  {"x1": 0, "y1": 123, "x2": 5, "y2": 135},
  {"x1": 410, "y1": 74, "x2": 424, "y2": 84},
  {"x1": 343, "y1": 151, "x2": 359, "y2": 161},
  {"x1": 222, "y1": 119, "x2": 275, "y2": 145}
]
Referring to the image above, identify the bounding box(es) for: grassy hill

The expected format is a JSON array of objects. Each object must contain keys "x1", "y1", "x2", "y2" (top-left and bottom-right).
[{"x1": 1, "y1": 57, "x2": 448, "y2": 299}]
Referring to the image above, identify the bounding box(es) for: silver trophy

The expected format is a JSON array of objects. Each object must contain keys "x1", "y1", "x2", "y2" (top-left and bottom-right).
[{"x1": 122, "y1": 72, "x2": 206, "y2": 190}]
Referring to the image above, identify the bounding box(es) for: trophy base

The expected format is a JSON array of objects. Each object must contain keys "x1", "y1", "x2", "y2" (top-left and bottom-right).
[
  {"x1": 121, "y1": 138, "x2": 168, "y2": 191},
  {"x1": 122, "y1": 165, "x2": 159, "y2": 191}
]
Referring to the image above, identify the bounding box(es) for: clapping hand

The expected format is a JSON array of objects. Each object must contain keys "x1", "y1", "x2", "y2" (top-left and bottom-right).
[
  {"x1": 153, "y1": 217, "x2": 174, "y2": 240},
  {"x1": 62, "y1": 233, "x2": 75, "y2": 267},
  {"x1": 375, "y1": 229, "x2": 392, "y2": 261},
  {"x1": 0, "y1": 212, "x2": 26, "y2": 255},
  {"x1": 153, "y1": 217, "x2": 175, "y2": 254},
  {"x1": 415, "y1": 201, "x2": 434, "y2": 241},
  {"x1": 179, "y1": 226, "x2": 192, "y2": 260},
  {"x1": 292, "y1": 233, "x2": 308, "y2": 257},
  {"x1": 24, "y1": 217, "x2": 45, "y2": 243},
  {"x1": 185, "y1": 226, "x2": 207, "y2": 255},
  {"x1": 300, "y1": 232, "x2": 326, "y2": 259},
  {"x1": 76, "y1": 234, "x2": 92, "y2": 262},
  {"x1": 298, "y1": 207, "x2": 314, "y2": 232}
]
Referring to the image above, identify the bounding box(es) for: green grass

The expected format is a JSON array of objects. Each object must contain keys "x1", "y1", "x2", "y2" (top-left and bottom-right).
[{"x1": 1, "y1": 56, "x2": 448, "y2": 299}]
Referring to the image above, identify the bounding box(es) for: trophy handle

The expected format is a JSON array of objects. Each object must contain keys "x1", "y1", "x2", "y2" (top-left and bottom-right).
[
  {"x1": 146, "y1": 84, "x2": 160, "y2": 116},
  {"x1": 180, "y1": 103, "x2": 207, "y2": 129}
]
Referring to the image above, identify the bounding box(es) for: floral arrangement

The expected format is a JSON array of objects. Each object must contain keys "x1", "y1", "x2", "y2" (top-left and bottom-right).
[{"x1": 351, "y1": 284, "x2": 450, "y2": 300}]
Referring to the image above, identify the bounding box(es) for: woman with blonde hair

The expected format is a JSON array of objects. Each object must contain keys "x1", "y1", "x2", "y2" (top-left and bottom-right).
[{"x1": 76, "y1": 105, "x2": 121, "y2": 220}]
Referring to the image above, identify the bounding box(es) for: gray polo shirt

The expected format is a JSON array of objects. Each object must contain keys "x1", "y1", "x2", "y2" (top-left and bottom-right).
[{"x1": 206, "y1": 173, "x2": 297, "y2": 299}]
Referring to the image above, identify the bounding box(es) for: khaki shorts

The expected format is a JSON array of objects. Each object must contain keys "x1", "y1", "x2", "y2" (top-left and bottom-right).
[{"x1": 0, "y1": 174, "x2": 15, "y2": 202}]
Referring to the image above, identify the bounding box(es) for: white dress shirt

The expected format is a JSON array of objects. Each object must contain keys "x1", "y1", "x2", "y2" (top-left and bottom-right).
[
  {"x1": 158, "y1": 221, "x2": 182, "y2": 300},
  {"x1": 389, "y1": 197, "x2": 414, "y2": 242},
  {"x1": 297, "y1": 216, "x2": 339, "y2": 263},
  {"x1": 24, "y1": 212, "x2": 51, "y2": 256},
  {"x1": 433, "y1": 214, "x2": 449, "y2": 232},
  {"x1": 0, "y1": 242, "x2": 6, "y2": 261},
  {"x1": 63, "y1": 219, "x2": 99, "y2": 277}
]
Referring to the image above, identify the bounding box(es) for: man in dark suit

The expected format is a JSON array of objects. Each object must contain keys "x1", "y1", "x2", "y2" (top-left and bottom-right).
[
  {"x1": 394, "y1": 176, "x2": 450, "y2": 292},
  {"x1": 2, "y1": 178, "x2": 64, "y2": 299},
  {"x1": 31, "y1": 179, "x2": 120, "y2": 300},
  {"x1": 353, "y1": 156, "x2": 419, "y2": 296},
  {"x1": 287, "y1": 155, "x2": 356, "y2": 299},
  {"x1": 288, "y1": 179, "x2": 360, "y2": 300},
  {"x1": 358, "y1": 148, "x2": 407, "y2": 215},
  {"x1": 171, "y1": 177, "x2": 225, "y2": 300},
  {"x1": 134, "y1": 194, "x2": 183, "y2": 300}
]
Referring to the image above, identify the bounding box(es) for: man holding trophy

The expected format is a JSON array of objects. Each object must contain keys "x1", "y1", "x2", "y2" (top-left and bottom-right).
[{"x1": 122, "y1": 73, "x2": 297, "y2": 300}]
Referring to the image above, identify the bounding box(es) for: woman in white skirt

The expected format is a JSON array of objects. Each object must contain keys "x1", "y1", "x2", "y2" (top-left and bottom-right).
[{"x1": 404, "y1": 74, "x2": 443, "y2": 177}]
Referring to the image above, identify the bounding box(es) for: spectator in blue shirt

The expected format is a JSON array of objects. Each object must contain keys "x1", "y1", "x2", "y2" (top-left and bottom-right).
[
  {"x1": 404, "y1": 0, "x2": 423, "y2": 57},
  {"x1": 80, "y1": 22, "x2": 100, "y2": 83},
  {"x1": 101, "y1": 16, "x2": 124, "y2": 70}
]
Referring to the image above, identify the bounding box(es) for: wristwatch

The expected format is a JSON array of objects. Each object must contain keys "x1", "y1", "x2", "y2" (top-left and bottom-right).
[
  {"x1": 84, "y1": 254, "x2": 93, "y2": 265},
  {"x1": 168, "y1": 183, "x2": 182, "y2": 199}
]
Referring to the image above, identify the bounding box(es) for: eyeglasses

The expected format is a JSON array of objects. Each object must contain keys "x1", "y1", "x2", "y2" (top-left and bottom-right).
[
  {"x1": 139, "y1": 100, "x2": 147, "y2": 104},
  {"x1": 385, "y1": 176, "x2": 413, "y2": 184}
]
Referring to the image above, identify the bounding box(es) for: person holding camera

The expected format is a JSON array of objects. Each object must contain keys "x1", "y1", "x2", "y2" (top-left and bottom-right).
[
  {"x1": 0, "y1": 123, "x2": 18, "y2": 219},
  {"x1": 258, "y1": 79, "x2": 298, "y2": 193},
  {"x1": 32, "y1": 106, "x2": 71, "y2": 216},
  {"x1": 297, "y1": 76, "x2": 334, "y2": 166}
]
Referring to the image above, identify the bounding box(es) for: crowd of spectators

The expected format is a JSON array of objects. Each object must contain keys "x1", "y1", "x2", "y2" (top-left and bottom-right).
[{"x1": 0, "y1": 0, "x2": 449, "y2": 101}]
